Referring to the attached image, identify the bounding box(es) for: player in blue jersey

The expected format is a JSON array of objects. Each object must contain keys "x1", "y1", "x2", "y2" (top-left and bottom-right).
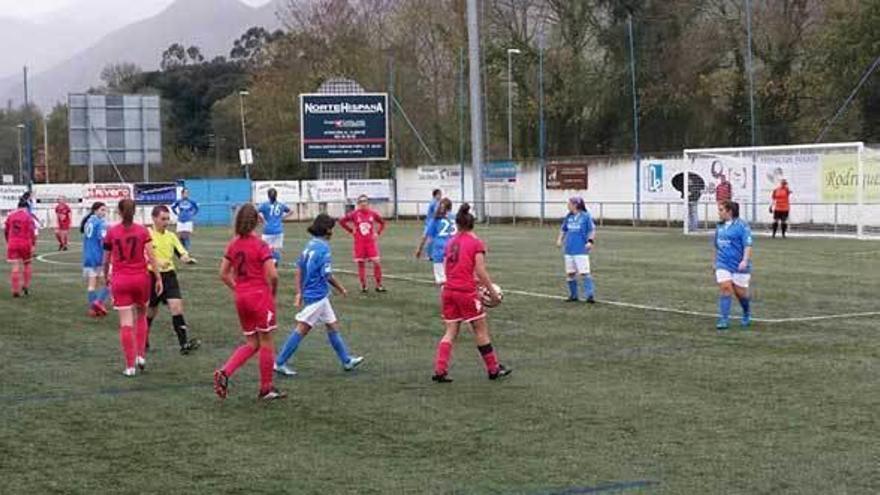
[
  {"x1": 171, "y1": 188, "x2": 199, "y2": 251},
  {"x1": 556, "y1": 197, "x2": 596, "y2": 303},
  {"x1": 714, "y1": 200, "x2": 753, "y2": 330},
  {"x1": 422, "y1": 189, "x2": 442, "y2": 260},
  {"x1": 258, "y1": 188, "x2": 293, "y2": 265},
  {"x1": 80, "y1": 202, "x2": 110, "y2": 317},
  {"x1": 274, "y1": 213, "x2": 365, "y2": 376},
  {"x1": 415, "y1": 197, "x2": 455, "y2": 285}
]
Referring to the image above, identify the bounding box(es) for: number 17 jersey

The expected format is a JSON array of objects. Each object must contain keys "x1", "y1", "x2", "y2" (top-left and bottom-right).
[{"x1": 103, "y1": 223, "x2": 152, "y2": 275}]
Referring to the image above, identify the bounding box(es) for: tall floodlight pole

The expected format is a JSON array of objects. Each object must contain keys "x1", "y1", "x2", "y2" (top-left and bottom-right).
[
  {"x1": 466, "y1": 0, "x2": 485, "y2": 221},
  {"x1": 23, "y1": 66, "x2": 33, "y2": 192},
  {"x1": 745, "y1": 0, "x2": 757, "y2": 220},
  {"x1": 627, "y1": 13, "x2": 641, "y2": 221},
  {"x1": 239, "y1": 90, "x2": 251, "y2": 180},
  {"x1": 459, "y1": 48, "x2": 467, "y2": 201},
  {"x1": 507, "y1": 48, "x2": 521, "y2": 161},
  {"x1": 538, "y1": 30, "x2": 546, "y2": 224},
  {"x1": 43, "y1": 119, "x2": 49, "y2": 183},
  {"x1": 16, "y1": 124, "x2": 25, "y2": 184}
]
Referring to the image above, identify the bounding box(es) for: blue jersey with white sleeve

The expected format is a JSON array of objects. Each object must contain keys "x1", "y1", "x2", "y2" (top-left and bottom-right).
[
  {"x1": 424, "y1": 199, "x2": 439, "y2": 232},
  {"x1": 715, "y1": 218, "x2": 753, "y2": 273},
  {"x1": 425, "y1": 215, "x2": 456, "y2": 263},
  {"x1": 172, "y1": 198, "x2": 199, "y2": 223},
  {"x1": 82, "y1": 216, "x2": 107, "y2": 267},
  {"x1": 259, "y1": 201, "x2": 290, "y2": 236},
  {"x1": 297, "y1": 237, "x2": 333, "y2": 305},
  {"x1": 561, "y1": 211, "x2": 595, "y2": 256}
]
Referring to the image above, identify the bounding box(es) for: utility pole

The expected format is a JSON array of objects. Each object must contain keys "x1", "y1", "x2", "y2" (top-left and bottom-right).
[{"x1": 466, "y1": 0, "x2": 485, "y2": 221}]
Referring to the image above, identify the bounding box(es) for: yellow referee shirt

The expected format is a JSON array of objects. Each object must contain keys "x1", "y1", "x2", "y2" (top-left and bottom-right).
[{"x1": 149, "y1": 227, "x2": 189, "y2": 273}]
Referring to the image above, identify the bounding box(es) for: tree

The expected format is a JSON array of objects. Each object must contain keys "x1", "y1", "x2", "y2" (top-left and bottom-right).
[
  {"x1": 100, "y1": 63, "x2": 143, "y2": 92},
  {"x1": 161, "y1": 43, "x2": 187, "y2": 71}
]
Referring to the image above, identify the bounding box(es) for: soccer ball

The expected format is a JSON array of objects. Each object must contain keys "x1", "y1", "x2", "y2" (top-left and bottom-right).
[{"x1": 479, "y1": 283, "x2": 503, "y2": 308}]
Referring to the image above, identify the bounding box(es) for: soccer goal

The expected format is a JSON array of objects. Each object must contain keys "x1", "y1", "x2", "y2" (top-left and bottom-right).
[{"x1": 681, "y1": 142, "x2": 879, "y2": 238}]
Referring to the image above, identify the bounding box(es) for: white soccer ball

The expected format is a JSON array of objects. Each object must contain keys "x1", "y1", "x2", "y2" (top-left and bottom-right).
[{"x1": 479, "y1": 283, "x2": 503, "y2": 308}]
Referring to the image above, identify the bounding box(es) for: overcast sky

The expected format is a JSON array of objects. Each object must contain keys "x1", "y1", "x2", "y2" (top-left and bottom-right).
[{"x1": 0, "y1": 0, "x2": 274, "y2": 20}]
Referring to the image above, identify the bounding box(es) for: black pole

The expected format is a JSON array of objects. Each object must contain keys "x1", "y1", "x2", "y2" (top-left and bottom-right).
[{"x1": 23, "y1": 66, "x2": 33, "y2": 192}]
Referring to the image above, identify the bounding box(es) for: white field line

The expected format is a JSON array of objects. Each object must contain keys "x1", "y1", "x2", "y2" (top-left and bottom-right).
[{"x1": 34, "y1": 250, "x2": 878, "y2": 325}]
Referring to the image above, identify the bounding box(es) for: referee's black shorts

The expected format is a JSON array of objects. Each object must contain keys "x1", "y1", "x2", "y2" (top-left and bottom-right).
[
  {"x1": 150, "y1": 270, "x2": 183, "y2": 307},
  {"x1": 773, "y1": 210, "x2": 789, "y2": 222}
]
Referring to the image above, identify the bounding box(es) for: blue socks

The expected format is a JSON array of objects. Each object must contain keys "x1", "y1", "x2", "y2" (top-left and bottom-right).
[
  {"x1": 739, "y1": 297, "x2": 750, "y2": 317},
  {"x1": 97, "y1": 287, "x2": 109, "y2": 303},
  {"x1": 272, "y1": 250, "x2": 282, "y2": 266},
  {"x1": 181, "y1": 237, "x2": 191, "y2": 250},
  {"x1": 276, "y1": 330, "x2": 303, "y2": 366},
  {"x1": 583, "y1": 275, "x2": 594, "y2": 298},
  {"x1": 567, "y1": 279, "x2": 578, "y2": 299},
  {"x1": 87, "y1": 290, "x2": 96, "y2": 306},
  {"x1": 327, "y1": 331, "x2": 351, "y2": 364},
  {"x1": 719, "y1": 295, "x2": 732, "y2": 320}
]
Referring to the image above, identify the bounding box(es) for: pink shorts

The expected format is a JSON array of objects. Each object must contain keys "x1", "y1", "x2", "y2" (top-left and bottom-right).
[
  {"x1": 111, "y1": 273, "x2": 151, "y2": 309},
  {"x1": 441, "y1": 289, "x2": 485, "y2": 323},
  {"x1": 354, "y1": 241, "x2": 380, "y2": 262},
  {"x1": 6, "y1": 242, "x2": 32, "y2": 263},
  {"x1": 235, "y1": 289, "x2": 277, "y2": 335}
]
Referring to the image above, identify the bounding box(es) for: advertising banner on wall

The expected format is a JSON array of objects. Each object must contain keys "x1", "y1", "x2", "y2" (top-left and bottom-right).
[
  {"x1": 0, "y1": 185, "x2": 27, "y2": 209},
  {"x1": 302, "y1": 180, "x2": 346, "y2": 202},
  {"x1": 546, "y1": 162, "x2": 588, "y2": 190},
  {"x1": 134, "y1": 183, "x2": 178, "y2": 204},
  {"x1": 82, "y1": 183, "x2": 133, "y2": 202},
  {"x1": 253, "y1": 181, "x2": 301, "y2": 204},
  {"x1": 484, "y1": 161, "x2": 517, "y2": 183},
  {"x1": 300, "y1": 93, "x2": 389, "y2": 162},
  {"x1": 346, "y1": 179, "x2": 392, "y2": 200},
  {"x1": 417, "y1": 165, "x2": 462, "y2": 186},
  {"x1": 33, "y1": 184, "x2": 85, "y2": 204}
]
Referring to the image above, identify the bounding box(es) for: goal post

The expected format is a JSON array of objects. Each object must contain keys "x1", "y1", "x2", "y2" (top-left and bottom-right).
[{"x1": 682, "y1": 142, "x2": 870, "y2": 238}]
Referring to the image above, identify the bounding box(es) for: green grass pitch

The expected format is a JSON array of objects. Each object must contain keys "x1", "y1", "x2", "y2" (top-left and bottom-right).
[{"x1": 1, "y1": 222, "x2": 877, "y2": 494}]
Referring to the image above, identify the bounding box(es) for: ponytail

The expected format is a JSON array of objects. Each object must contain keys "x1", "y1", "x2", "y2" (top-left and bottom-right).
[
  {"x1": 118, "y1": 199, "x2": 136, "y2": 226},
  {"x1": 455, "y1": 203, "x2": 475, "y2": 231},
  {"x1": 80, "y1": 202, "x2": 105, "y2": 233}
]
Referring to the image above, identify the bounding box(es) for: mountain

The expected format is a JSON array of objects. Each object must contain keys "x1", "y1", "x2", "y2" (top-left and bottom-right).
[{"x1": 0, "y1": 0, "x2": 284, "y2": 110}]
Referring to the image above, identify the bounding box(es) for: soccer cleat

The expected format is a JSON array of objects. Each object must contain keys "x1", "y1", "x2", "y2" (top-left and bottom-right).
[
  {"x1": 87, "y1": 308, "x2": 98, "y2": 318},
  {"x1": 12, "y1": 292, "x2": 20, "y2": 298},
  {"x1": 375, "y1": 286, "x2": 387, "y2": 293},
  {"x1": 586, "y1": 296, "x2": 596, "y2": 304},
  {"x1": 136, "y1": 356, "x2": 146, "y2": 371},
  {"x1": 258, "y1": 387, "x2": 287, "y2": 401},
  {"x1": 716, "y1": 318, "x2": 730, "y2": 331},
  {"x1": 213, "y1": 370, "x2": 229, "y2": 399},
  {"x1": 22, "y1": 287, "x2": 29, "y2": 297},
  {"x1": 92, "y1": 301, "x2": 108, "y2": 317},
  {"x1": 431, "y1": 373, "x2": 453, "y2": 383},
  {"x1": 343, "y1": 356, "x2": 365, "y2": 371},
  {"x1": 180, "y1": 339, "x2": 201, "y2": 355},
  {"x1": 564, "y1": 296, "x2": 578, "y2": 302},
  {"x1": 274, "y1": 363, "x2": 298, "y2": 376},
  {"x1": 489, "y1": 364, "x2": 513, "y2": 380},
  {"x1": 122, "y1": 367, "x2": 136, "y2": 377},
  {"x1": 741, "y1": 314, "x2": 752, "y2": 328},
  {"x1": 361, "y1": 287, "x2": 368, "y2": 294}
]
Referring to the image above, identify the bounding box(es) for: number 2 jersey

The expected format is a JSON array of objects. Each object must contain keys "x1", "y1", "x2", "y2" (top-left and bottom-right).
[{"x1": 223, "y1": 234, "x2": 274, "y2": 293}]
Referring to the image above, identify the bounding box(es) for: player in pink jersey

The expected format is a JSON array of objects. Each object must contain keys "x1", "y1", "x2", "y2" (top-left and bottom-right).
[
  {"x1": 54, "y1": 198, "x2": 72, "y2": 251},
  {"x1": 5, "y1": 199, "x2": 37, "y2": 297},
  {"x1": 339, "y1": 194, "x2": 387, "y2": 293},
  {"x1": 432, "y1": 203, "x2": 511, "y2": 383},
  {"x1": 213, "y1": 203, "x2": 285, "y2": 401},
  {"x1": 102, "y1": 199, "x2": 163, "y2": 377}
]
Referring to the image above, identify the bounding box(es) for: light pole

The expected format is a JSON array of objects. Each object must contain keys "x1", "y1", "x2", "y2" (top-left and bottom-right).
[
  {"x1": 238, "y1": 90, "x2": 250, "y2": 180},
  {"x1": 16, "y1": 124, "x2": 25, "y2": 185},
  {"x1": 507, "y1": 48, "x2": 521, "y2": 161}
]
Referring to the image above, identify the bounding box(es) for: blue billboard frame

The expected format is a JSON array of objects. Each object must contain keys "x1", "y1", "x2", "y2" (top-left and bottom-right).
[{"x1": 299, "y1": 93, "x2": 389, "y2": 162}]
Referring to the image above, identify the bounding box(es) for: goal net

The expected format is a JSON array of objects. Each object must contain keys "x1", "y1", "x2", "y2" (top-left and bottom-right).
[{"x1": 681, "y1": 142, "x2": 878, "y2": 238}]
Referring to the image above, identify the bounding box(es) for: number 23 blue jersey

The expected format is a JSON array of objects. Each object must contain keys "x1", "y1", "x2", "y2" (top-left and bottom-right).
[{"x1": 425, "y1": 215, "x2": 456, "y2": 263}]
